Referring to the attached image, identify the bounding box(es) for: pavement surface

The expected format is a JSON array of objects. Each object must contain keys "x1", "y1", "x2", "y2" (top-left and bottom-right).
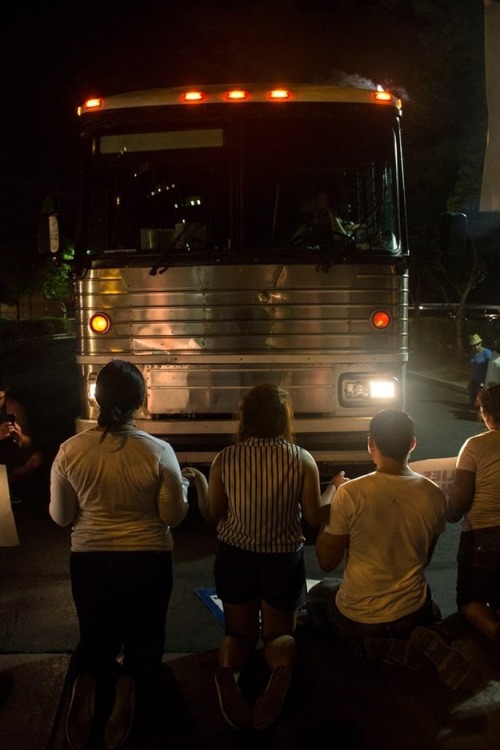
[{"x1": 3, "y1": 365, "x2": 500, "y2": 750}]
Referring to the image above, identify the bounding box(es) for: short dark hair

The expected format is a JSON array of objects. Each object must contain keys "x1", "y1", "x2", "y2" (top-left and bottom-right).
[
  {"x1": 237, "y1": 383, "x2": 295, "y2": 442},
  {"x1": 477, "y1": 384, "x2": 500, "y2": 423},
  {"x1": 369, "y1": 409, "x2": 415, "y2": 461},
  {"x1": 95, "y1": 359, "x2": 145, "y2": 429}
]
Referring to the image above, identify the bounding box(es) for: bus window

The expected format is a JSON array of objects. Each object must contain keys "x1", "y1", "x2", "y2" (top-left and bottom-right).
[{"x1": 85, "y1": 128, "x2": 231, "y2": 256}]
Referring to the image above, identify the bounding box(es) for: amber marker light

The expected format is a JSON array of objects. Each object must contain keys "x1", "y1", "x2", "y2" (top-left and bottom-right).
[
  {"x1": 84, "y1": 97, "x2": 103, "y2": 109},
  {"x1": 225, "y1": 89, "x2": 249, "y2": 100},
  {"x1": 370, "y1": 310, "x2": 391, "y2": 330},
  {"x1": 77, "y1": 97, "x2": 103, "y2": 116},
  {"x1": 182, "y1": 90, "x2": 205, "y2": 102},
  {"x1": 89, "y1": 313, "x2": 111, "y2": 334},
  {"x1": 374, "y1": 90, "x2": 393, "y2": 103},
  {"x1": 269, "y1": 88, "x2": 291, "y2": 100}
]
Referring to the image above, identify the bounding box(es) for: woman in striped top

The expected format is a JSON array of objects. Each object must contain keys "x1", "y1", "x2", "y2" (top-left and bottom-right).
[{"x1": 189, "y1": 383, "x2": 329, "y2": 731}]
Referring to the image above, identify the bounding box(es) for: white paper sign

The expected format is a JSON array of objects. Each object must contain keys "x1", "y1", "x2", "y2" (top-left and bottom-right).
[{"x1": 409, "y1": 456, "x2": 457, "y2": 496}]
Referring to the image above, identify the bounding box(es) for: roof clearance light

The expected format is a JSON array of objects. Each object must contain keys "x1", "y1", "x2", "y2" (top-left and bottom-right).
[
  {"x1": 183, "y1": 90, "x2": 205, "y2": 102},
  {"x1": 374, "y1": 90, "x2": 393, "y2": 103},
  {"x1": 370, "y1": 310, "x2": 391, "y2": 330},
  {"x1": 226, "y1": 89, "x2": 249, "y2": 100},
  {"x1": 77, "y1": 97, "x2": 103, "y2": 116},
  {"x1": 84, "y1": 98, "x2": 103, "y2": 109},
  {"x1": 89, "y1": 313, "x2": 111, "y2": 334},
  {"x1": 269, "y1": 89, "x2": 291, "y2": 100}
]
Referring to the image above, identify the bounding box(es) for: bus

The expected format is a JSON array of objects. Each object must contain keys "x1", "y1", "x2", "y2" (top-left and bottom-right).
[{"x1": 43, "y1": 83, "x2": 409, "y2": 476}]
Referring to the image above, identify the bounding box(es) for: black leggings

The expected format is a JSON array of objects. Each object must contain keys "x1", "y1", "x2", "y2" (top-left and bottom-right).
[{"x1": 69, "y1": 550, "x2": 173, "y2": 682}]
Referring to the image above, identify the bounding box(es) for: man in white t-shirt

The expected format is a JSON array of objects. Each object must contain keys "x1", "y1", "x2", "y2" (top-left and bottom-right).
[{"x1": 306, "y1": 409, "x2": 481, "y2": 692}]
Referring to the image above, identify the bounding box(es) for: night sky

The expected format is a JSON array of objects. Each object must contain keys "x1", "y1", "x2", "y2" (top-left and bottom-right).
[{"x1": 1, "y1": 1, "x2": 487, "y2": 256}]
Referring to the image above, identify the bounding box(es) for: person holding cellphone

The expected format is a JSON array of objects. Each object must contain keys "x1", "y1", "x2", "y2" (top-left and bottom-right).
[{"x1": 0, "y1": 379, "x2": 43, "y2": 502}]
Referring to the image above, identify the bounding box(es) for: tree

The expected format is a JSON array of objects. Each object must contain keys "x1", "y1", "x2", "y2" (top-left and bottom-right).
[
  {"x1": 404, "y1": 2, "x2": 498, "y2": 358},
  {"x1": 39, "y1": 259, "x2": 74, "y2": 318}
]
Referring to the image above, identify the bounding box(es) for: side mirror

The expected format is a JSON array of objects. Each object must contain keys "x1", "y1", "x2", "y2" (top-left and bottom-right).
[
  {"x1": 37, "y1": 196, "x2": 60, "y2": 255},
  {"x1": 439, "y1": 212, "x2": 468, "y2": 256}
]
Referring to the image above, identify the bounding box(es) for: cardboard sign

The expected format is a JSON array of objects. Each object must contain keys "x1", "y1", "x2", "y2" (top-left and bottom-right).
[{"x1": 409, "y1": 456, "x2": 457, "y2": 495}]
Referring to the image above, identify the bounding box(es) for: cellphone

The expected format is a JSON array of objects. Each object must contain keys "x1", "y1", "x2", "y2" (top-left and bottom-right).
[{"x1": 5, "y1": 413, "x2": 16, "y2": 424}]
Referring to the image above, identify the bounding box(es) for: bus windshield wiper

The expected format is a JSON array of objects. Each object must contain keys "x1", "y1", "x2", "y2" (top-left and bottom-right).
[
  {"x1": 316, "y1": 234, "x2": 356, "y2": 272},
  {"x1": 149, "y1": 222, "x2": 196, "y2": 275}
]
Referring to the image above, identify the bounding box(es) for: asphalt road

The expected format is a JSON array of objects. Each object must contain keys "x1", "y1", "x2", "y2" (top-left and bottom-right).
[
  {"x1": 3, "y1": 362, "x2": 500, "y2": 750},
  {"x1": 0, "y1": 365, "x2": 481, "y2": 654}
]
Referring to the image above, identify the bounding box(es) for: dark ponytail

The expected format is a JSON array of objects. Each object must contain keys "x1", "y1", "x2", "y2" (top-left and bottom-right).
[{"x1": 95, "y1": 360, "x2": 145, "y2": 434}]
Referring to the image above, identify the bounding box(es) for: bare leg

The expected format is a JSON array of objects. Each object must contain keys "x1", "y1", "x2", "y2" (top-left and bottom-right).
[
  {"x1": 218, "y1": 600, "x2": 260, "y2": 669},
  {"x1": 461, "y1": 601, "x2": 500, "y2": 641},
  {"x1": 214, "y1": 600, "x2": 260, "y2": 730},
  {"x1": 251, "y1": 603, "x2": 296, "y2": 730},
  {"x1": 260, "y1": 601, "x2": 297, "y2": 668},
  {"x1": 218, "y1": 633, "x2": 259, "y2": 670},
  {"x1": 9, "y1": 450, "x2": 43, "y2": 483}
]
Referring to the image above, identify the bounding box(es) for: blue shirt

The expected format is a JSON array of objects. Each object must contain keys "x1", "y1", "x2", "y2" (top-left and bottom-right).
[{"x1": 470, "y1": 347, "x2": 492, "y2": 385}]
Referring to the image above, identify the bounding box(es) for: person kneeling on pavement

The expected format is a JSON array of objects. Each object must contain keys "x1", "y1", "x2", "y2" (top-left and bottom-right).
[
  {"x1": 50, "y1": 360, "x2": 190, "y2": 750},
  {"x1": 306, "y1": 408, "x2": 482, "y2": 693}
]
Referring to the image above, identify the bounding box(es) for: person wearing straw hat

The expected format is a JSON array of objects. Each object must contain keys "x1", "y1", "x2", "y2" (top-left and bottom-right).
[{"x1": 468, "y1": 334, "x2": 492, "y2": 409}]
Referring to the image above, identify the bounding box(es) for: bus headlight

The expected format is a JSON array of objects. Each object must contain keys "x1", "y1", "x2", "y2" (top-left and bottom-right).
[
  {"x1": 340, "y1": 375, "x2": 398, "y2": 407},
  {"x1": 87, "y1": 375, "x2": 97, "y2": 402}
]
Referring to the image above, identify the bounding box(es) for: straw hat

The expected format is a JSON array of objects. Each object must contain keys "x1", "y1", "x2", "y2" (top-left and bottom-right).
[{"x1": 469, "y1": 333, "x2": 482, "y2": 346}]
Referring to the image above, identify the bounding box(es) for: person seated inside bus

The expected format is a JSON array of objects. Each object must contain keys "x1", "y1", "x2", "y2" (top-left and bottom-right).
[{"x1": 289, "y1": 191, "x2": 354, "y2": 247}]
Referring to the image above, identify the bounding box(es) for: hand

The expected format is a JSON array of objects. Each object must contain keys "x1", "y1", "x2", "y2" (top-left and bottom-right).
[
  {"x1": 330, "y1": 471, "x2": 349, "y2": 489},
  {"x1": 181, "y1": 467, "x2": 196, "y2": 482},
  {"x1": 11, "y1": 423, "x2": 23, "y2": 446},
  {"x1": 182, "y1": 467, "x2": 207, "y2": 485},
  {"x1": 0, "y1": 421, "x2": 16, "y2": 441}
]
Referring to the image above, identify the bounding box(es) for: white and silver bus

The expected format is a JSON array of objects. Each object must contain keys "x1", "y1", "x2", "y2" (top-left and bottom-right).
[{"x1": 48, "y1": 83, "x2": 410, "y2": 473}]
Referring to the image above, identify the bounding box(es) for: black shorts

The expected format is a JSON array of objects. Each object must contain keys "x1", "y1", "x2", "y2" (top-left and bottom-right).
[
  {"x1": 214, "y1": 541, "x2": 305, "y2": 610},
  {"x1": 456, "y1": 526, "x2": 500, "y2": 610}
]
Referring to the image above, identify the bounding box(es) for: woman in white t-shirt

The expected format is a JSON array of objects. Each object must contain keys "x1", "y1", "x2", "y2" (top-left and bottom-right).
[
  {"x1": 448, "y1": 383, "x2": 500, "y2": 642},
  {"x1": 50, "y1": 359, "x2": 189, "y2": 750}
]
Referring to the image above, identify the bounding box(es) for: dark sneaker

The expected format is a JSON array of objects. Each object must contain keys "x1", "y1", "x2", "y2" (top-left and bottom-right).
[
  {"x1": 214, "y1": 667, "x2": 252, "y2": 730},
  {"x1": 252, "y1": 666, "x2": 292, "y2": 731},
  {"x1": 66, "y1": 672, "x2": 96, "y2": 750},
  {"x1": 363, "y1": 637, "x2": 431, "y2": 671},
  {"x1": 410, "y1": 626, "x2": 482, "y2": 692},
  {"x1": 103, "y1": 674, "x2": 136, "y2": 749}
]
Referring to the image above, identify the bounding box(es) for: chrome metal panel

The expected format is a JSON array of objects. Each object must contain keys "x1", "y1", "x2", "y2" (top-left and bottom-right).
[
  {"x1": 76, "y1": 264, "x2": 408, "y2": 356},
  {"x1": 75, "y1": 262, "x2": 407, "y2": 460}
]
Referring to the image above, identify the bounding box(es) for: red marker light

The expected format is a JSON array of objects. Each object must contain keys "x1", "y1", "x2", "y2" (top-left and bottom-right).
[{"x1": 371, "y1": 310, "x2": 391, "y2": 330}]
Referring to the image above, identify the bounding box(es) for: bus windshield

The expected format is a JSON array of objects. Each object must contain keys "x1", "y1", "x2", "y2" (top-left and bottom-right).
[{"x1": 84, "y1": 111, "x2": 402, "y2": 262}]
